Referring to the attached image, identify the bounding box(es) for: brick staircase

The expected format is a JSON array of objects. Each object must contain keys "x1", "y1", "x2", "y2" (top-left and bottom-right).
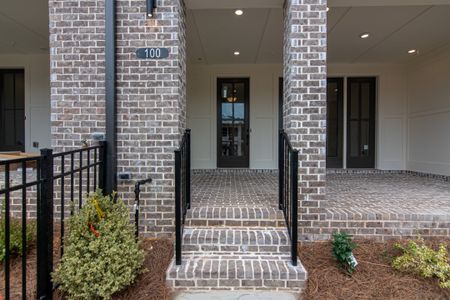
[{"x1": 166, "y1": 206, "x2": 307, "y2": 293}]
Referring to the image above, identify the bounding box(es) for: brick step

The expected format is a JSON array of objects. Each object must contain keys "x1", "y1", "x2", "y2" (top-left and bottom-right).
[
  {"x1": 182, "y1": 227, "x2": 291, "y2": 254},
  {"x1": 185, "y1": 207, "x2": 286, "y2": 227},
  {"x1": 166, "y1": 256, "x2": 307, "y2": 291}
]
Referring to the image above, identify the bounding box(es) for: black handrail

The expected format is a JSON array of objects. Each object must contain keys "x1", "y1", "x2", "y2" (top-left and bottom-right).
[
  {"x1": 175, "y1": 129, "x2": 191, "y2": 265},
  {"x1": 279, "y1": 130, "x2": 299, "y2": 266}
]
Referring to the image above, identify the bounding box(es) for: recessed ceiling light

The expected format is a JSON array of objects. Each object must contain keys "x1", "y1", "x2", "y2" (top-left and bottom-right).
[
  {"x1": 360, "y1": 33, "x2": 370, "y2": 39},
  {"x1": 233, "y1": 51, "x2": 240, "y2": 56},
  {"x1": 408, "y1": 49, "x2": 417, "y2": 54},
  {"x1": 235, "y1": 9, "x2": 243, "y2": 16}
]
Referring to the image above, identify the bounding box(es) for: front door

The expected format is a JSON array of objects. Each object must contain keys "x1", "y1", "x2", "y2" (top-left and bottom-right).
[
  {"x1": 0, "y1": 69, "x2": 25, "y2": 152},
  {"x1": 347, "y1": 77, "x2": 376, "y2": 168},
  {"x1": 217, "y1": 78, "x2": 250, "y2": 168}
]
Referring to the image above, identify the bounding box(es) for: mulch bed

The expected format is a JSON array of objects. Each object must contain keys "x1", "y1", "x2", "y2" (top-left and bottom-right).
[
  {"x1": 112, "y1": 238, "x2": 173, "y2": 300},
  {"x1": 1, "y1": 234, "x2": 173, "y2": 300},
  {"x1": 299, "y1": 238, "x2": 450, "y2": 300}
]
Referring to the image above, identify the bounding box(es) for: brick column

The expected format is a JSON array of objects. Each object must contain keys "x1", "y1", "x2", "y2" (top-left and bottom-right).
[
  {"x1": 49, "y1": 0, "x2": 186, "y2": 238},
  {"x1": 116, "y1": 0, "x2": 186, "y2": 237},
  {"x1": 283, "y1": 0, "x2": 327, "y2": 240},
  {"x1": 49, "y1": 0, "x2": 106, "y2": 152}
]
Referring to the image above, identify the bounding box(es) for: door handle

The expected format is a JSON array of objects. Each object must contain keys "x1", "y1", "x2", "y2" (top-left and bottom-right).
[{"x1": 246, "y1": 128, "x2": 250, "y2": 146}]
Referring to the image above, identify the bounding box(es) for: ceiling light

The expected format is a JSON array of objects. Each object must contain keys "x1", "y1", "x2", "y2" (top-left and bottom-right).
[
  {"x1": 360, "y1": 33, "x2": 370, "y2": 39},
  {"x1": 408, "y1": 49, "x2": 417, "y2": 54},
  {"x1": 326, "y1": 7, "x2": 330, "y2": 12},
  {"x1": 235, "y1": 9, "x2": 243, "y2": 16},
  {"x1": 233, "y1": 51, "x2": 240, "y2": 56}
]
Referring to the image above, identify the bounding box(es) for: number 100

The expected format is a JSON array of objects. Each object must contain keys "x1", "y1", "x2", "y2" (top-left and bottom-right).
[{"x1": 144, "y1": 48, "x2": 161, "y2": 58}]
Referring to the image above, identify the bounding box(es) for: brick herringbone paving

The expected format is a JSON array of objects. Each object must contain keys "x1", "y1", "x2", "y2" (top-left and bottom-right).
[
  {"x1": 191, "y1": 172, "x2": 278, "y2": 208},
  {"x1": 167, "y1": 171, "x2": 307, "y2": 292},
  {"x1": 326, "y1": 173, "x2": 450, "y2": 216},
  {"x1": 324, "y1": 173, "x2": 450, "y2": 239}
]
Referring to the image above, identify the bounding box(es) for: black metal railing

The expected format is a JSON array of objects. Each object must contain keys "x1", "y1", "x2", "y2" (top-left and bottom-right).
[
  {"x1": 0, "y1": 142, "x2": 106, "y2": 300},
  {"x1": 279, "y1": 130, "x2": 299, "y2": 266},
  {"x1": 175, "y1": 129, "x2": 191, "y2": 265},
  {"x1": 0, "y1": 154, "x2": 42, "y2": 300}
]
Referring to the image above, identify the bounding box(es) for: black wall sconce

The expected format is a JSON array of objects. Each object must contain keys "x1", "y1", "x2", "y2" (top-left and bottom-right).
[{"x1": 146, "y1": 0, "x2": 157, "y2": 17}]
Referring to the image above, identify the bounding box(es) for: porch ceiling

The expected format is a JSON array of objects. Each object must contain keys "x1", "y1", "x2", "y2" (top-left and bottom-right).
[
  {"x1": 187, "y1": 4, "x2": 450, "y2": 65},
  {"x1": 187, "y1": 8, "x2": 283, "y2": 65},
  {"x1": 0, "y1": 0, "x2": 49, "y2": 54}
]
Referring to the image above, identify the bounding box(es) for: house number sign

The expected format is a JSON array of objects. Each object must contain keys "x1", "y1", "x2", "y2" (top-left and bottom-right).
[{"x1": 136, "y1": 47, "x2": 169, "y2": 59}]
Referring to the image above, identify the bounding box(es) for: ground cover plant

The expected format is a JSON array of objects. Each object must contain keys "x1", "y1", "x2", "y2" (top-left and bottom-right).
[
  {"x1": 299, "y1": 238, "x2": 450, "y2": 300},
  {"x1": 53, "y1": 191, "x2": 145, "y2": 299},
  {"x1": 393, "y1": 237, "x2": 450, "y2": 289},
  {"x1": 0, "y1": 218, "x2": 35, "y2": 262},
  {"x1": 0, "y1": 198, "x2": 36, "y2": 262}
]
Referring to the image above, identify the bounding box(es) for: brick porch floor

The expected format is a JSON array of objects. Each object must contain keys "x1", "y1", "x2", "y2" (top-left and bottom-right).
[
  {"x1": 193, "y1": 170, "x2": 450, "y2": 216},
  {"x1": 323, "y1": 172, "x2": 450, "y2": 240}
]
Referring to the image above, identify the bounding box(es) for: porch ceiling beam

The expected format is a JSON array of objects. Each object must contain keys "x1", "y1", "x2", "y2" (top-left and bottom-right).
[
  {"x1": 185, "y1": 0, "x2": 283, "y2": 10},
  {"x1": 328, "y1": 0, "x2": 450, "y2": 7}
]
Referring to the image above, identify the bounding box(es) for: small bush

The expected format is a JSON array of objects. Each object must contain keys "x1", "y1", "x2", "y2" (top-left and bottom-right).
[
  {"x1": 392, "y1": 237, "x2": 450, "y2": 289},
  {"x1": 0, "y1": 218, "x2": 36, "y2": 262},
  {"x1": 53, "y1": 190, "x2": 145, "y2": 299},
  {"x1": 332, "y1": 232, "x2": 358, "y2": 275}
]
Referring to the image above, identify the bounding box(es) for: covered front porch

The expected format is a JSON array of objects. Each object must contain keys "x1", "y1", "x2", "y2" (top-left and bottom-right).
[{"x1": 188, "y1": 170, "x2": 450, "y2": 240}]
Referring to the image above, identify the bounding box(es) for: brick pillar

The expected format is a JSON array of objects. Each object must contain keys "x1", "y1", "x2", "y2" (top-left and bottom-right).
[
  {"x1": 116, "y1": 0, "x2": 186, "y2": 237},
  {"x1": 49, "y1": 0, "x2": 106, "y2": 152},
  {"x1": 283, "y1": 0, "x2": 327, "y2": 240},
  {"x1": 49, "y1": 0, "x2": 186, "y2": 238}
]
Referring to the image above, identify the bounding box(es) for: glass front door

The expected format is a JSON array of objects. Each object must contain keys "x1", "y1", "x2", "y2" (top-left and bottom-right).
[{"x1": 217, "y1": 78, "x2": 249, "y2": 168}]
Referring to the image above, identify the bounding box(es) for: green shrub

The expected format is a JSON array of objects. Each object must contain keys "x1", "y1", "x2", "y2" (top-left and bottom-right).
[
  {"x1": 53, "y1": 190, "x2": 145, "y2": 299},
  {"x1": 332, "y1": 232, "x2": 358, "y2": 275},
  {"x1": 0, "y1": 218, "x2": 36, "y2": 262},
  {"x1": 392, "y1": 237, "x2": 450, "y2": 289}
]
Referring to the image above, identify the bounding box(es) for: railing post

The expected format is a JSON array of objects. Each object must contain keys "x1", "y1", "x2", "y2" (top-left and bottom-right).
[
  {"x1": 98, "y1": 141, "x2": 107, "y2": 194},
  {"x1": 174, "y1": 150, "x2": 182, "y2": 265},
  {"x1": 278, "y1": 130, "x2": 284, "y2": 210},
  {"x1": 291, "y1": 149, "x2": 298, "y2": 266},
  {"x1": 37, "y1": 148, "x2": 54, "y2": 300},
  {"x1": 186, "y1": 129, "x2": 191, "y2": 209}
]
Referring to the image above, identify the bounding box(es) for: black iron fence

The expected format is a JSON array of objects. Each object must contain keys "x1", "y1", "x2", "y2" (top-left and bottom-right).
[
  {"x1": 0, "y1": 142, "x2": 106, "y2": 299},
  {"x1": 278, "y1": 130, "x2": 299, "y2": 266},
  {"x1": 174, "y1": 129, "x2": 191, "y2": 265}
]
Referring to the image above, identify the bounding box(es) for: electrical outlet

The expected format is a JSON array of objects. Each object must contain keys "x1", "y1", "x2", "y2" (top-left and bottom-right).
[
  {"x1": 92, "y1": 132, "x2": 106, "y2": 141},
  {"x1": 118, "y1": 172, "x2": 132, "y2": 180},
  {"x1": 32, "y1": 141, "x2": 39, "y2": 148}
]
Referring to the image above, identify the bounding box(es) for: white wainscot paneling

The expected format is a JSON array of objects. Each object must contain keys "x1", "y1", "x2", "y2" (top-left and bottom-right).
[
  {"x1": 251, "y1": 117, "x2": 274, "y2": 168},
  {"x1": 408, "y1": 111, "x2": 450, "y2": 176},
  {"x1": 29, "y1": 106, "x2": 51, "y2": 149},
  {"x1": 190, "y1": 117, "x2": 213, "y2": 169},
  {"x1": 378, "y1": 117, "x2": 403, "y2": 170}
]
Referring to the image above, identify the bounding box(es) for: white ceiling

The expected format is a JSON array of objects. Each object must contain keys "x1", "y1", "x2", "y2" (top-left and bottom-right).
[
  {"x1": 1, "y1": 0, "x2": 450, "y2": 65},
  {"x1": 188, "y1": 4, "x2": 450, "y2": 65},
  {"x1": 187, "y1": 8, "x2": 283, "y2": 64},
  {"x1": 0, "y1": 0, "x2": 49, "y2": 54},
  {"x1": 328, "y1": 5, "x2": 450, "y2": 63}
]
